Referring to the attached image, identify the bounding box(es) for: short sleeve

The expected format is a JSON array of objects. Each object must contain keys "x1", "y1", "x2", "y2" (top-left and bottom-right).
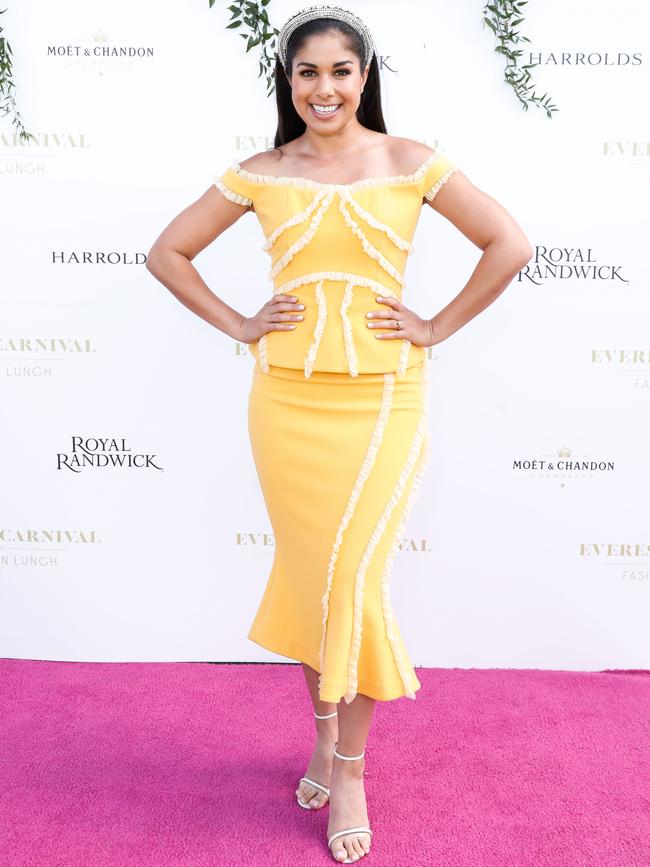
[
  {"x1": 420, "y1": 150, "x2": 459, "y2": 203},
  {"x1": 213, "y1": 164, "x2": 255, "y2": 208}
]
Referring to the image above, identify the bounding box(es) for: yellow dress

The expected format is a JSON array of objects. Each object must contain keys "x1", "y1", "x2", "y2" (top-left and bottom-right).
[{"x1": 214, "y1": 149, "x2": 458, "y2": 703}]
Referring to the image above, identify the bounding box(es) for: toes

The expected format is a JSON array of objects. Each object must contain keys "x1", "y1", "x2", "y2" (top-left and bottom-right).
[
  {"x1": 297, "y1": 781, "x2": 328, "y2": 809},
  {"x1": 332, "y1": 836, "x2": 369, "y2": 862},
  {"x1": 348, "y1": 836, "x2": 370, "y2": 860},
  {"x1": 296, "y1": 784, "x2": 311, "y2": 805},
  {"x1": 354, "y1": 834, "x2": 368, "y2": 858},
  {"x1": 298, "y1": 782, "x2": 315, "y2": 801}
]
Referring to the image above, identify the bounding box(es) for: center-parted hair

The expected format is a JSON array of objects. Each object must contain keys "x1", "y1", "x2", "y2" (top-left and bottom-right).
[{"x1": 272, "y1": 17, "x2": 387, "y2": 149}]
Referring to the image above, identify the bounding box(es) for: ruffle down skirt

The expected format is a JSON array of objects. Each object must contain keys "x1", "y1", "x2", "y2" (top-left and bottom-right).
[{"x1": 246, "y1": 359, "x2": 430, "y2": 704}]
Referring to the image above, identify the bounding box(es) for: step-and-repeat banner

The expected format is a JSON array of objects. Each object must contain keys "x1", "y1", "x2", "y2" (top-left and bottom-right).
[{"x1": 2, "y1": 0, "x2": 648, "y2": 670}]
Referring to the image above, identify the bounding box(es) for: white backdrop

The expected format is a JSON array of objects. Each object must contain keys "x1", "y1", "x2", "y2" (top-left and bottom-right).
[{"x1": 1, "y1": 0, "x2": 648, "y2": 671}]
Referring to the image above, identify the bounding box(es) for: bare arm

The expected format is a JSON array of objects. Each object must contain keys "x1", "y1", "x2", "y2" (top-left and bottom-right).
[
  {"x1": 145, "y1": 185, "x2": 252, "y2": 341},
  {"x1": 424, "y1": 171, "x2": 533, "y2": 341}
]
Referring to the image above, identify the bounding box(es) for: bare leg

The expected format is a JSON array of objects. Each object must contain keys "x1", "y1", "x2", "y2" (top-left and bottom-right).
[
  {"x1": 327, "y1": 691, "x2": 376, "y2": 862},
  {"x1": 296, "y1": 662, "x2": 339, "y2": 809}
]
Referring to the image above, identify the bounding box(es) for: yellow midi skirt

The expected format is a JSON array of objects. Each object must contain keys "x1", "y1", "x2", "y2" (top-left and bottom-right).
[{"x1": 246, "y1": 358, "x2": 430, "y2": 704}]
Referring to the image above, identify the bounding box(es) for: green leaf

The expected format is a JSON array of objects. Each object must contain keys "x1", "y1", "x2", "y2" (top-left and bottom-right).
[{"x1": 226, "y1": 20, "x2": 242, "y2": 28}]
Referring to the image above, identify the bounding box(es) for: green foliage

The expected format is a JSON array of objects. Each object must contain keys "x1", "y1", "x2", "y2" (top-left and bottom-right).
[
  {"x1": 214, "y1": 0, "x2": 279, "y2": 96},
  {"x1": 0, "y1": 8, "x2": 34, "y2": 141},
  {"x1": 482, "y1": 0, "x2": 558, "y2": 117},
  {"x1": 0, "y1": 1, "x2": 556, "y2": 145}
]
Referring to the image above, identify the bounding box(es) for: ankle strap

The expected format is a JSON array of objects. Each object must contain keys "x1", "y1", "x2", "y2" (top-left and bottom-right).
[
  {"x1": 333, "y1": 745, "x2": 365, "y2": 761},
  {"x1": 314, "y1": 710, "x2": 337, "y2": 719}
]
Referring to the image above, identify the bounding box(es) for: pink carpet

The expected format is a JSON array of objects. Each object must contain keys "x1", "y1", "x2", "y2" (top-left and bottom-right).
[{"x1": 0, "y1": 660, "x2": 648, "y2": 866}]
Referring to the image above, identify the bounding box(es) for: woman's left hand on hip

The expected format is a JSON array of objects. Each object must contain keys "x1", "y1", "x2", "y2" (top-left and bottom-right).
[{"x1": 366, "y1": 295, "x2": 434, "y2": 347}]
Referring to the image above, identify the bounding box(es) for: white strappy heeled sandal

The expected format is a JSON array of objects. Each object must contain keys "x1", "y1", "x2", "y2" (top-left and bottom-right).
[
  {"x1": 327, "y1": 742, "x2": 373, "y2": 863},
  {"x1": 296, "y1": 709, "x2": 338, "y2": 809}
]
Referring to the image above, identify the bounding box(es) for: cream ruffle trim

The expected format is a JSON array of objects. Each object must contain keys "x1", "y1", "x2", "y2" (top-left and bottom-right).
[
  {"x1": 317, "y1": 372, "x2": 396, "y2": 692},
  {"x1": 230, "y1": 150, "x2": 441, "y2": 191},
  {"x1": 424, "y1": 167, "x2": 458, "y2": 202},
  {"x1": 268, "y1": 190, "x2": 335, "y2": 281},
  {"x1": 341, "y1": 189, "x2": 415, "y2": 254},
  {"x1": 340, "y1": 280, "x2": 359, "y2": 378},
  {"x1": 378, "y1": 360, "x2": 431, "y2": 700},
  {"x1": 257, "y1": 271, "x2": 412, "y2": 378},
  {"x1": 343, "y1": 362, "x2": 430, "y2": 703},
  {"x1": 213, "y1": 178, "x2": 252, "y2": 207},
  {"x1": 338, "y1": 197, "x2": 405, "y2": 286},
  {"x1": 262, "y1": 189, "x2": 329, "y2": 252},
  {"x1": 261, "y1": 184, "x2": 412, "y2": 285},
  {"x1": 275, "y1": 269, "x2": 402, "y2": 297},
  {"x1": 303, "y1": 279, "x2": 327, "y2": 378}
]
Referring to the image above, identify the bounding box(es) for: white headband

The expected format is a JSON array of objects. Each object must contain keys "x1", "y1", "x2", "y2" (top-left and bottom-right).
[{"x1": 277, "y1": 4, "x2": 375, "y2": 70}]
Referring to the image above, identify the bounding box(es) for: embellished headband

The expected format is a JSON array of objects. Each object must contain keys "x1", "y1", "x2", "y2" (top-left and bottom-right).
[{"x1": 276, "y1": 4, "x2": 376, "y2": 70}]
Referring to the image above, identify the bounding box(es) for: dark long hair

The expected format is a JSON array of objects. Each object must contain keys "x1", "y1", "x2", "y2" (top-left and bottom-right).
[{"x1": 272, "y1": 17, "x2": 387, "y2": 151}]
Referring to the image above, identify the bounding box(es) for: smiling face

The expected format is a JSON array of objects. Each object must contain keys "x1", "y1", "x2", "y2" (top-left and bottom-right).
[{"x1": 286, "y1": 30, "x2": 369, "y2": 134}]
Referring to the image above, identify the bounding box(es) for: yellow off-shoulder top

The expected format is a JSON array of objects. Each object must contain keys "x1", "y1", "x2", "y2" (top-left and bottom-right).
[{"x1": 214, "y1": 149, "x2": 458, "y2": 377}]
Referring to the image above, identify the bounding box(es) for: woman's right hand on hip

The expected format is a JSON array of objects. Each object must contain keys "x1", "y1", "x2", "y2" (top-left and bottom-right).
[{"x1": 238, "y1": 294, "x2": 305, "y2": 343}]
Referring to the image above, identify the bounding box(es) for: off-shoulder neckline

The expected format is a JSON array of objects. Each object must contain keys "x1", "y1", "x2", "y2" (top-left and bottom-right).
[{"x1": 229, "y1": 150, "x2": 441, "y2": 191}]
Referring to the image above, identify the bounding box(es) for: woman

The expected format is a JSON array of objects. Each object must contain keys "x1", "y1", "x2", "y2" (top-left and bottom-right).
[{"x1": 146, "y1": 5, "x2": 532, "y2": 863}]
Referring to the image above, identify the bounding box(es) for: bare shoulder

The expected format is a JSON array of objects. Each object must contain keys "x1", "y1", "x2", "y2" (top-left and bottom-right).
[
  {"x1": 385, "y1": 136, "x2": 438, "y2": 173},
  {"x1": 237, "y1": 148, "x2": 284, "y2": 173},
  {"x1": 391, "y1": 135, "x2": 468, "y2": 213}
]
